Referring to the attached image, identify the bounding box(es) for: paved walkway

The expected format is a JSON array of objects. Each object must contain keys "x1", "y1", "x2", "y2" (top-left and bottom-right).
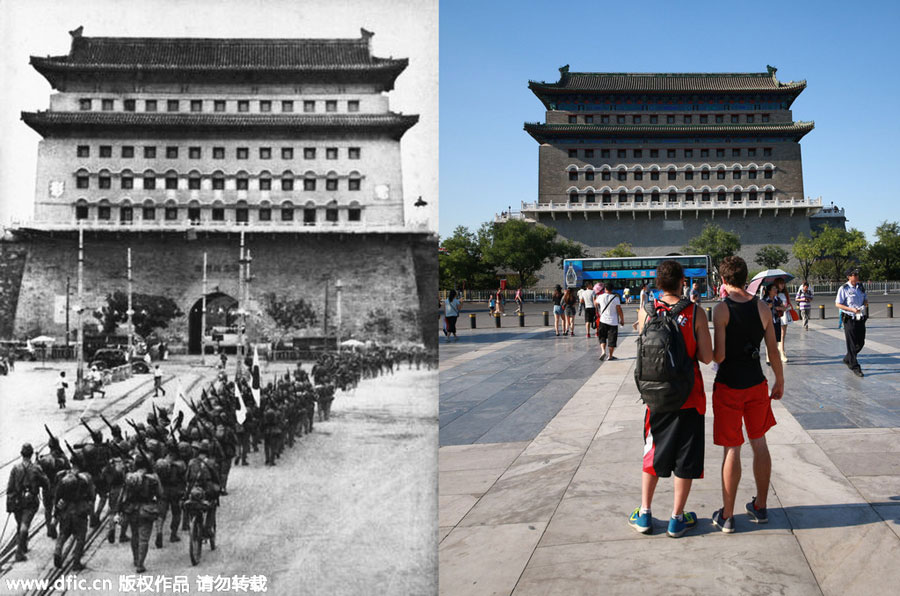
[{"x1": 438, "y1": 318, "x2": 900, "y2": 595}]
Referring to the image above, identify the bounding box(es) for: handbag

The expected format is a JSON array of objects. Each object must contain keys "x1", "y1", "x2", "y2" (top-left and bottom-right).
[{"x1": 789, "y1": 308, "x2": 799, "y2": 322}]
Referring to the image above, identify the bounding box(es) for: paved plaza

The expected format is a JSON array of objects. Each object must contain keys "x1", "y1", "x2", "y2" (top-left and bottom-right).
[{"x1": 438, "y1": 307, "x2": 900, "y2": 595}]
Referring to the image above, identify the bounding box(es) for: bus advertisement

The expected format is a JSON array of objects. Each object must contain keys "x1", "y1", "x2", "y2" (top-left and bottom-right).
[{"x1": 563, "y1": 255, "x2": 712, "y2": 298}]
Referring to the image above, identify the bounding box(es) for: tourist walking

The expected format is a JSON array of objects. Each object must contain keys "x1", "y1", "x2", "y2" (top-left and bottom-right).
[
  {"x1": 633, "y1": 282, "x2": 649, "y2": 331},
  {"x1": 488, "y1": 293, "x2": 496, "y2": 316},
  {"x1": 562, "y1": 288, "x2": 577, "y2": 336},
  {"x1": 795, "y1": 281, "x2": 813, "y2": 330},
  {"x1": 514, "y1": 287, "x2": 524, "y2": 314},
  {"x1": 552, "y1": 285, "x2": 564, "y2": 336},
  {"x1": 496, "y1": 288, "x2": 505, "y2": 316},
  {"x1": 595, "y1": 285, "x2": 624, "y2": 360},
  {"x1": 710, "y1": 256, "x2": 784, "y2": 533},
  {"x1": 774, "y1": 278, "x2": 793, "y2": 362},
  {"x1": 582, "y1": 282, "x2": 596, "y2": 338},
  {"x1": 762, "y1": 284, "x2": 783, "y2": 366},
  {"x1": 444, "y1": 290, "x2": 461, "y2": 342},
  {"x1": 629, "y1": 260, "x2": 712, "y2": 538},
  {"x1": 835, "y1": 268, "x2": 868, "y2": 377},
  {"x1": 56, "y1": 371, "x2": 68, "y2": 409},
  {"x1": 689, "y1": 282, "x2": 701, "y2": 306}
]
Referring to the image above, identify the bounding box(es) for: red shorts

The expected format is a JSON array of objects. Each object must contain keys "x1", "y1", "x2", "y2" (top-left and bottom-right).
[{"x1": 712, "y1": 381, "x2": 776, "y2": 447}]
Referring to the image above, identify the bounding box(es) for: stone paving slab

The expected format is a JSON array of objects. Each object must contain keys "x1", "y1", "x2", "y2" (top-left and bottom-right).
[{"x1": 439, "y1": 319, "x2": 900, "y2": 596}]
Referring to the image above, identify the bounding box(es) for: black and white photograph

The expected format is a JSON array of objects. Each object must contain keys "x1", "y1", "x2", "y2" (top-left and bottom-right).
[{"x1": 0, "y1": 0, "x2": 438, "y2": 594}]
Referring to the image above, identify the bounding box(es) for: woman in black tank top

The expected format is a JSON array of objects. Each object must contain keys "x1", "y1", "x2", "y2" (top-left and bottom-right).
[{"x1": 715, "y1": 296, "x2": 766, "y2": 389}]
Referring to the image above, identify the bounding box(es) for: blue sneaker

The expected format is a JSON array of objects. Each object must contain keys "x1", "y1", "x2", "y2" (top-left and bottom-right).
[
  {"x1": 712, "y1": 508, "x2": 736, "y2": 534},
  {"x1": 746, "y1": 497, "x2": 768, "y2": 524},
  {"x1": 628, "y1": 508, "x2": 652, "y2": 534},
  {"x1": 667, "y1": 511, "x2": 697, "y2": 538}
]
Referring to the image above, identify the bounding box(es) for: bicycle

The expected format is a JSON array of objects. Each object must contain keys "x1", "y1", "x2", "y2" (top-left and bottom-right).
[{"x1": 182, "y1": 490, "x2": 216, "y2": 565}]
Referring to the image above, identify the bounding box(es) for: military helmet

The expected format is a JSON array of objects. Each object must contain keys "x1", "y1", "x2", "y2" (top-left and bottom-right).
[
  {"x1": 189, "y1": 428, "x2": 201, "y2": 441},
  {"x1": 69, "y1": 451, "x2": 85, "y2": 469},
  {"x1": 20, "y1": 443, "x2": 34, "y2": 457},
  {"x1": 146, "y1": 412, "x2": 158, "y2": 425},
  {"x1": 190, "y1": 441, "x2": 202, "y2": 453},
  {"x1": 178, "y1": 441, "x2": 192, "y2": 459},
  {"x1": 199, "y1": 439, "x2": 211, "y2": 454},
  {"x1": 132, "y1": 451, "x2": 150, "y2": 470}
]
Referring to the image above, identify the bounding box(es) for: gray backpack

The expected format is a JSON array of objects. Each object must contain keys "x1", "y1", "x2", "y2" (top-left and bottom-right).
[{"x1": 634, "y1": 299, "x2": 695, "y2": 413}]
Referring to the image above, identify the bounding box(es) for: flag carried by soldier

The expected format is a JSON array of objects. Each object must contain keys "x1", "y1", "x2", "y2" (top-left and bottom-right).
[{"x1": 251, "y1": 346, "x2": 261, "y2": 406}]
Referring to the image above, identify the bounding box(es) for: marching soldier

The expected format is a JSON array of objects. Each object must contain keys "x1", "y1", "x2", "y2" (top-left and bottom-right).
[
  {"x1": 118, "y1": 451, "x2": 163, "y2": 573},
  {"x1": 154, "y1": 442, "x2": 186, "y2": 546},
  {"x1": 52, "y1": 453, "x2": 95, "y2": 572},
  {"x1": 38, "y1": 428, "x2": 70, "y2": 539},
  {"x1": 102, "y1": 448, "x2": 130, "y2": 544},
  {"x1": 185, "y1": 440, "x2": 221, "y2": 540},
  {"x1": 6, "y1": 443, "x2": 50, "y2": 562}
]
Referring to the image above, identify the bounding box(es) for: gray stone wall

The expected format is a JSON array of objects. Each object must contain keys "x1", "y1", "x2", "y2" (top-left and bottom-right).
[{"x1": 11, "y1": 232, "x2": 435, "y2": 347}]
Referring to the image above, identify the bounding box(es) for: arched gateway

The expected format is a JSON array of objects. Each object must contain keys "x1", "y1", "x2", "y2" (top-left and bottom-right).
[{"x1": 188, "y1": 293, "x2": 239, "y2": 355}]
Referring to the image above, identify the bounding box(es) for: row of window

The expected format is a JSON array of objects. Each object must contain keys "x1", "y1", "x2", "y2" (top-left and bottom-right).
[
  {"x1": 79, "y1": 98, "x2": 360, "y2": 114},
  {"x1": 567, "y1": 113, "x2": 772, "y2": 125},
  {"x1": 75, "y1": 204, "x2": 361, "y2": 224},
  {"x1": 76, "y1": 145, "x2": 361, "y2": 160},
  {"x1": 567, "y1": 147, "x2": 773, "y2": 159},
  {"x1": 75, "y1": 173, "x2": 361, "y2": 191},
  {"x1": 569, "y1": 169, "x2": 774, "y2": 182},
  {"x1": 566, "y1": 190, "x2": 776, "y2": 203}
]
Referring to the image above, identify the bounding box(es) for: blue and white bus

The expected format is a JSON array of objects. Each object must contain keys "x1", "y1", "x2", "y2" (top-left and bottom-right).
[{"x1": 563, "y1": 255, "x2": 712, "y2": 298}]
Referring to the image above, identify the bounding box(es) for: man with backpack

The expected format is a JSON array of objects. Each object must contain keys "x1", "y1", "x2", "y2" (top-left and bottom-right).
[
  {"x1": 52, "y1": 452, "x2": 95, "y2": 571},
  {"x1": 630, "y1": 260, "x2": 712, "y2": 537},
  {"x1": 6, "y1": 443, "x2": 50, "y2": 562},
  {"x1": 710, "y1": 256, "x2": 784, "y2": 533}
]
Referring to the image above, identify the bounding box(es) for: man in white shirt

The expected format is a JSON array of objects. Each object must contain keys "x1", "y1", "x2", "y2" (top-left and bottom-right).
[
  {"x1": 580, "y1": 283, "x2": 596, "y2": 338},
  {"x1": 595, "y1": 287, "x2": 624, "y2": 360}
]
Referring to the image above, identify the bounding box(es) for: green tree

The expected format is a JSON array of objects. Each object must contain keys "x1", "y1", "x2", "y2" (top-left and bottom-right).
[
  {"x1": 864, "y1": 221, "x2": 900, "y2": 280},
  {"x1": 262, "y1": 293, "x2": 319, "y2": 347},
  {"x1": 813, "y1": 226, "x2": 868, "y2": 281},
  {"x1": 481, "y1": 219, "x2": 581, "y2": 288},
  {"x1": 602, "y1": 242, "x2": 637, "y2": 258},
  {"x1": 754, "y1": 245, "x2": 790, "y2": 270},
  {"x1": 439, "y1": 226, "x2": 495, "y2": 290},
  {"x1": 683, "y1": 224, "x2": 741, "y2": 274},
  {"x1": 792, "y1": 233, "x2": 819, "y2": 283},
  {"x1": 95, "y1": 291, "x2": 184, "y2": 338}
]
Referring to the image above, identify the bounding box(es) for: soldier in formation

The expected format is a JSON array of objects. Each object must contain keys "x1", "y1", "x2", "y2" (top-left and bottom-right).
[{"x1": 3, "y1": 342, "x2": 434, "y2": 572}]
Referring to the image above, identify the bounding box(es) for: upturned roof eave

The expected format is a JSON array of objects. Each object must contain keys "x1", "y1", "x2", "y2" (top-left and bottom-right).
[{"x1": 522, "y1": 121, "x2": 815, "y2": 143}]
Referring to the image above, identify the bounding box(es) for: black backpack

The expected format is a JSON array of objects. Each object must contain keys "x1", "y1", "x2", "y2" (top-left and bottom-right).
[{"x1": 634, "y1": 299, "x2": 696, "y2": 413}]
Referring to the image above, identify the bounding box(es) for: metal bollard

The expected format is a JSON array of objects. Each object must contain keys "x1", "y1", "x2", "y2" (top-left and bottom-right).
[
  {"x1": 706, "y1": 307, "x2": 712, "y2": 318},
  {"x1": 470, "y1": 313, "x2": 477, "y2": 329},
  {"x1": 518, "y1": 312, "x2": 525, "y2": 327},
  {"x1": 888, "y1": 303, "x2": 893, "y2": 318},
  {"x1": 495, "y1": 313, "x2": 501, "y2": 328},
  {"x1": 819, "y1": 304, "x2": 825, "y2": 319},
  {"x1": 543, "y1": 311, "x2": 550, "y2": 326}
]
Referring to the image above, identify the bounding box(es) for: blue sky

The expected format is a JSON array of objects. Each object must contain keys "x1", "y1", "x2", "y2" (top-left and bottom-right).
[{"x1": 439, "y1": 0, "x2": 900, "y2": 242}]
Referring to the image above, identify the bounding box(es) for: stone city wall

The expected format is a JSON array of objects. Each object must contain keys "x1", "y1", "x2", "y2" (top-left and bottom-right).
[{"x1": 10, "y1": 232, "x2": 436, "y2": 349}]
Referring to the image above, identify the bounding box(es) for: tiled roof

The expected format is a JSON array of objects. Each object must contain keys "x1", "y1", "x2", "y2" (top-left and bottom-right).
[
  {"x1": 529, "y1": 67, "x2": 806, "y2": 94},
  {"x1": 21, "y1": 111, "x2": 419, "y2": 139},
  {"x1": 34, "y1": 30, "x2": 405, "y2": 70},
  {"x1": 523, "y1": 121, "x2": 815, "y2": 143}
]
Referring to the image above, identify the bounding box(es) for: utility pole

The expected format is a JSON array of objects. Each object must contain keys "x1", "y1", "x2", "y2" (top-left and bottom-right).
[
  {"x1": 75, "y1": 221, "x2": 84, "y2": 398},
  {"x1": 236, "y1": 229, "x2": 245, "y2": 377},
  {"x1": 126, "y1": 247, "x2": 133, "y2": 355},
  {"x1": 336, "y1": 279, "x2": 342, "y2": 353},
  {"x1": 201, "y1": 252, "x2": 207, "y2": 366},
  {"x1": 65, "y1": 276, "x2": 70, "y2": 348},
  {"x1": 245, "y1": 248, "x2": 252, "y2": 361}
]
